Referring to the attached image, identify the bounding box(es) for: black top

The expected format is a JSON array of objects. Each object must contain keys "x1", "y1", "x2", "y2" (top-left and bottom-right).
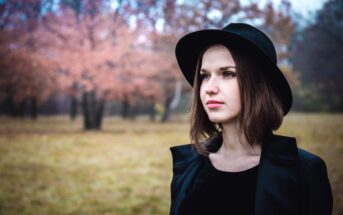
[{"x1": 180, "y1": 157, "x2": 259, "y2": 215}]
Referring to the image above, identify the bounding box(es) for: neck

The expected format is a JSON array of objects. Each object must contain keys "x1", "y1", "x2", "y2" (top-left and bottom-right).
[{"x1": 219, "y1": 122, "x2": 260, "y2": 158}]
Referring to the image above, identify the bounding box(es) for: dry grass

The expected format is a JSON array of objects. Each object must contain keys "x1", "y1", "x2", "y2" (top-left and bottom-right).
[{"x1": 0, "y1": 113, "x2": 342, "y2": 215}]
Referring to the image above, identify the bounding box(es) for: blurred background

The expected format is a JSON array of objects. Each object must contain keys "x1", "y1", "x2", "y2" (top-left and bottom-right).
[{"x1": 0, "y1": 0, "x2": 342, "y2": 214}]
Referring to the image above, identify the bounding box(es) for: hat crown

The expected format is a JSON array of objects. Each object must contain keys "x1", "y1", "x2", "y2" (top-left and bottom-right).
[{"x1": 223, "y1": 23, "x2": 277, "y2": 64}]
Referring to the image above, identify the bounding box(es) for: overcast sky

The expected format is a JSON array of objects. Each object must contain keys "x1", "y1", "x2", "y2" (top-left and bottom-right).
[
  {"x1": 241, "y1": 0, "x2": 328, "y2": 16},
  {"x1": 287, "y1": 0, "x2": 328, "y2": 16},
  {"x1": 240, "y1": 0, "x2": 329, "y2": 26}
]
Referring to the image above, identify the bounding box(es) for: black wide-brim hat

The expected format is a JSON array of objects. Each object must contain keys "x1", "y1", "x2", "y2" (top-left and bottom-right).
[{"x1": 175, "y1": 23, "x2": 292, "y2": 115}]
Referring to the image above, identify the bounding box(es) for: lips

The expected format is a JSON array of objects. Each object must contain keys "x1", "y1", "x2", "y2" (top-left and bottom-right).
[{"x1": 206, "y1": 100, "x2": 224, "y2": 109}]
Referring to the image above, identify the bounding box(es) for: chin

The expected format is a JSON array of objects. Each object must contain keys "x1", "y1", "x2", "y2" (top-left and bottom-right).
[{"x1": 207, "y1": 114, "x2": 240, "y2": 124}]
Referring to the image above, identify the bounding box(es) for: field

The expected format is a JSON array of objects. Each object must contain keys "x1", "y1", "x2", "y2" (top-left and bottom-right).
[{"x1": 0, "y1": 113, "x2": 342, "y2": 215}]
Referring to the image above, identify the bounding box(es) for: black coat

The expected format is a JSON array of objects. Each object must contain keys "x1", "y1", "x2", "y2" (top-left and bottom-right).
[{"x1": 169, "y1": 133, "x2": 333, "y2": 215}]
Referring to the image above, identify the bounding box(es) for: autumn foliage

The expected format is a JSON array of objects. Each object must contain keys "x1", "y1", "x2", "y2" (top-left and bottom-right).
[{"x1": 0, "y1": 0, "x2": 297, "y2": 129}]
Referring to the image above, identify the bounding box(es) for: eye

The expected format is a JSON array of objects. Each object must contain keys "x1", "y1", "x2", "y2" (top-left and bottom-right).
[
  {"x1": 200, "y1": 71, "x2": 210, "y2": 79},
  {"x1": 222, "y1": 71, "x2": 236, "y2": 78}
]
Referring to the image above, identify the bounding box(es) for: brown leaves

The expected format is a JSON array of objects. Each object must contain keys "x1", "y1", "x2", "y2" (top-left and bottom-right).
[{"x1": 0, "y1": 0, "x2": 297, "y2": 107}]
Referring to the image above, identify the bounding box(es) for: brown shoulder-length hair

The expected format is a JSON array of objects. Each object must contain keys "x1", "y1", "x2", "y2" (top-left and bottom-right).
[{"x1": 190, "y1": 43, "x2": 284, "y2": 155}]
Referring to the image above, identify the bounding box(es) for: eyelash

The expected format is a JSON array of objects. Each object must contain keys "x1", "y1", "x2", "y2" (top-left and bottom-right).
[
  {"x1": 222, "y1": 71, "x2": 236, "y2": 78},
  {"x1": 200, "y1": 71, "x2": 236, "y2": 79}
]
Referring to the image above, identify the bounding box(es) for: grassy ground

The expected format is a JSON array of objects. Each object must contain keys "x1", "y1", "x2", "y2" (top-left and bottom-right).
[{"x1": 0, "y1": 113, "x2": 342, "y2": 215}]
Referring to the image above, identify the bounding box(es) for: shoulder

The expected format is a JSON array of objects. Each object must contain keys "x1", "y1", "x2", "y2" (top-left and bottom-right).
[
  {"x1": 297, "y1": 147, "x2": 329, "y2": 176},
  {"x1": 263, "y1": 133, "x2": 328, "y2": 171},
  {"x1": 296, "y1": 148, "x2": 333, "y2": 213},
  {"x1": 169, "y1": 145, "x2": 204, "y2": 215},
  {"x1": 296, "y1": 147, "x2": 332, "y2": 199},
  {"x1": 297, "y1": 147, "x2": 324, "y2": 164},
  {"x1": 170, "y1": 144, "x2": 200, "y2": 166},
  {"x1": 170, "y1": 144, "x2": 204, "y2": 179}
]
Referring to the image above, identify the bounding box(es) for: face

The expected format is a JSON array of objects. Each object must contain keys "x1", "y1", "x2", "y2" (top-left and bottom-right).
[{"x1": 199, "y1": 44, "x2": 241, "y2": 125}]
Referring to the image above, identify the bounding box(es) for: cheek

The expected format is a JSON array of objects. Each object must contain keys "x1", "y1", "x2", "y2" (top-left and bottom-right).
[
  {"x1": 199, "y1": 85, "x2": 205, "y2": 102},
  {"x1": 199, "y1": 84, "x2": 206, "y2": 104},
  {"x1": 232, "y1": 83, "x2": 241, "y2": 108},
  {"x1": 223, "y1": 81, "x2": 241, "y2": 103},
  {"x1": 233, "y1": 85, "x2": 240, "y2": 100}
]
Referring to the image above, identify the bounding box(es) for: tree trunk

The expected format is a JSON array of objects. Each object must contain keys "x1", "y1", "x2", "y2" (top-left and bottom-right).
[
  {"x1": 1, "y1": 95, "x2": 12, "y2": 116},
  {"x1": 121, "y1": 97, "x2": 130, "y2": 119},
  {"x1": 149, "y1": 101, "x2": 156, "y2": 121},
  {"x1": 29, "y1": 97, "x2": 38, "y2": 119},
  {"x1": 70, "y1": 95, "x2": 77, "y2": 120},
  {"x1": 129, "y1": 104, "x2": 137, "y2": 120},
  {"x1": 7, "y1": 96, "x2": 15, "y2": 117},
  {"x1": 161, "y1": 96, "x2": 172, "y2": 122},
  {"x1": 10, "y1": 99, "x2": 26, "y2": 118},
  {"x1": 161, "y1": 79, "x2": 182, "y2": 122},
  {"x1": 95, "y1": 99, "x2": 104, "y2": 129},
  {"x1": 82, "y1": 91, "x2": 105, "y2": 130}
]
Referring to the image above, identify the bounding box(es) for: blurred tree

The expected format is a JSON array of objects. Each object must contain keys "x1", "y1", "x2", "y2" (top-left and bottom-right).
[
  {"x1": 43, "y1": 0, "x2": 167, "y2": 128},
  {"x1": 44, "y1": 3, "x2": 119, "y2": 129},
  {"x1": 0, "y1": 0, "x2": 56, "y2": 118},
  {"x1": 293, "y1": 0, "x2": 343, "y2": 111},
  {"x1": 43, "y1": 3, "x2": 136, "y2": 128},
  {"x1": 0, "y1": 0, "x2": 299, "y2": 125},
  {"x1": 0, "y1": 0, "x2": 163, "y2": 127},
  {"x1": 259, "y1": 0, "x2": 295, "y2": 64}
]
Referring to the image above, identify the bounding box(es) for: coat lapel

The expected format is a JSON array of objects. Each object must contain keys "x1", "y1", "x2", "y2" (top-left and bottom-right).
[{"x1": 255, "y1": 133, "x2": 300, "y2": 215}]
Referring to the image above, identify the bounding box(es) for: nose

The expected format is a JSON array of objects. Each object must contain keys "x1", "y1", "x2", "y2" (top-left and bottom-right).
[{"x1": 205, "y1": 77, "x2": 219, "y2": 95}]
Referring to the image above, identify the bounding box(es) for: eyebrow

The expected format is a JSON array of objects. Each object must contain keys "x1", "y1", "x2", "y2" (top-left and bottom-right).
[
  {"x1": 219, "y1": 66, "x2": 236, "y2": 70},
  {"x1": 200, "y1": 66, "x2": 236, "y2": 72}
]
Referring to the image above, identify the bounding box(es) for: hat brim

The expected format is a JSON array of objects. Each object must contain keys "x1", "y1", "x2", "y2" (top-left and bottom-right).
[{"x1": 175, "y1": 29, "x2": 292, "y2": 115}]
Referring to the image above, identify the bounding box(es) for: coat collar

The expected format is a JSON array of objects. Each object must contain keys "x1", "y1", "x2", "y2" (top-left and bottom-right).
[
  {"x1": 255, "y1": 132, "x2": 300, "y2": 214},
  {"x1": 170, "y1": 132, "x2": 299, "y2": 165},
  {"x1": 261, "y1": 132, "x2": 298, "y2": 164}
]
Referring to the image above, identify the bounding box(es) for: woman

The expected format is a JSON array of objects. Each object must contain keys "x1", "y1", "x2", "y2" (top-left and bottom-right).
[{"x1": 170, "y1": 23, "x2": 333, "y2": 215}]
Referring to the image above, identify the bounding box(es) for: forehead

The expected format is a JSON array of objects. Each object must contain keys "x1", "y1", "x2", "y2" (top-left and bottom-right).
[{"x1": 201, "y1": 44, "x2": 235, "y2": 68}]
